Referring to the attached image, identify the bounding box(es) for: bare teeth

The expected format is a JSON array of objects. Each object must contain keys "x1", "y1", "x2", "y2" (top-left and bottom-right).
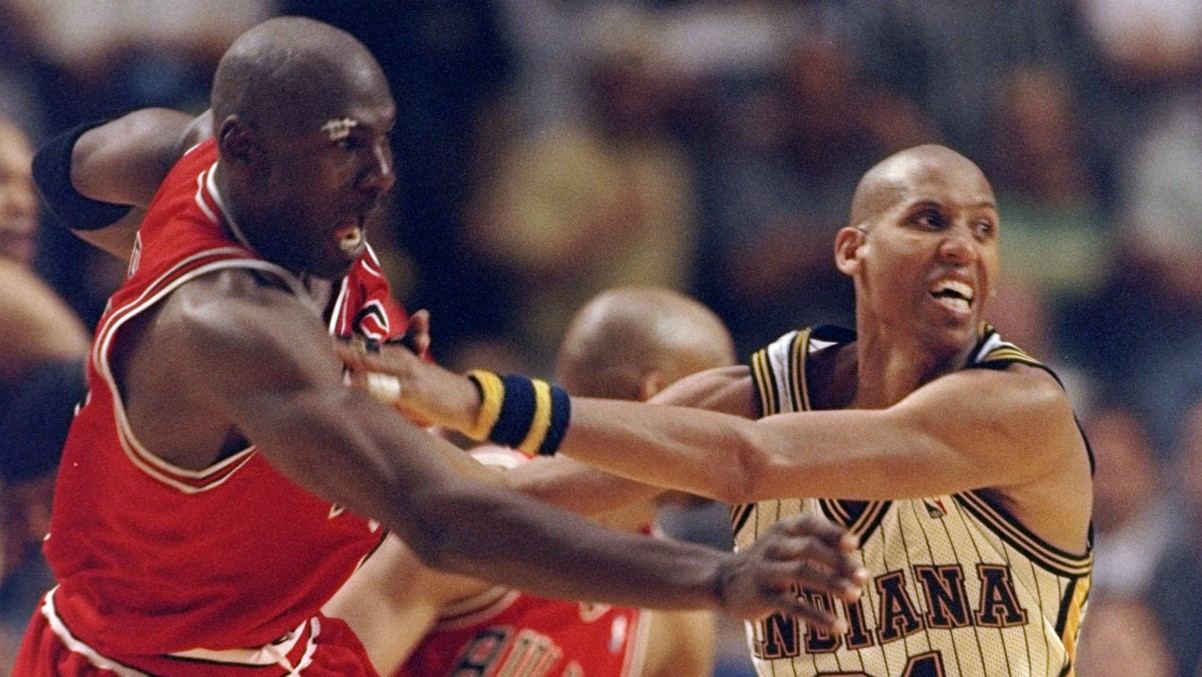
[
  {"x1": 930, "y1": 280, "x2": 974, "y2": 308},
  {"x1": 337, "y1": 224, "x2": 364, "y2": 254}
]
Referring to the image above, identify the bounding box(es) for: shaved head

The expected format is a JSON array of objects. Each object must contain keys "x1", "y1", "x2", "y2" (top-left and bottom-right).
[
  {"x1": 556, "y1": 287, "x2": 735, "y2": 400},
  {"x1": 848, "y1": 144, "x2": 993, "y2": 230},
  {"x1": 212, "y1": 16, "x2": 390, "y2": 136}
]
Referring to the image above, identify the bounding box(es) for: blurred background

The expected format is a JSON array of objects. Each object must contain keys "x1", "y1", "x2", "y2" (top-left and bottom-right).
[{"x1": 2, "y1": 0, "x2": 1202, "y2": 675}]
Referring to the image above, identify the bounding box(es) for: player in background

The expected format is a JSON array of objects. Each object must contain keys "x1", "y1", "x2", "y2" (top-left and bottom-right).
[
  {"x1": 332, "y1": 286, "x2": 729, "y2": 677},
  {"x1": 339, "y1": 144, "x2": 1094, "y2": 677}
]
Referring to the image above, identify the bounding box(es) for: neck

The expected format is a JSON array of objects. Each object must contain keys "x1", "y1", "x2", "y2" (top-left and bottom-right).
[
  {"x1": 850, "y1": 322, "x2": 975, "y2": 409},
  {"x1": 210, "y1": 162, "x2": 256, "y2": 253}
]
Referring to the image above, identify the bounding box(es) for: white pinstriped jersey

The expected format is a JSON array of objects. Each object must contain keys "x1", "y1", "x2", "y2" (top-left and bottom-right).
[{"x1": 736, "y1": 326, "x2": 1092, "y2": 677}]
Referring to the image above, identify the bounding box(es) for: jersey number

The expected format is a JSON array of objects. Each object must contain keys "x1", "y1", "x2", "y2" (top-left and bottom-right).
[{"x1": 821, "y1": 651, "x2": 944, "y2": 677}]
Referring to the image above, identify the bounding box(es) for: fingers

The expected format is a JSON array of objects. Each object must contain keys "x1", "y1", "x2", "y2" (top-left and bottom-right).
[
  {"x1": 403, "y1": 310, "x2": 431, "y2": 356},
  {"x1": 768, "y1": 592, "x2": 849, "y2": 636},
  {"x1": 765, "y1": 515, "x2": 867, "y2": 598},
  {"x1": 333, "y1": 335, "x2": 420, "y2": 376},
  {"x1": 755, "y1": 547, "x2": 865, "y2": 604},
  {"x1": 775, "y1": 512, "x2": 860, "y2": 553},
  {"x1": 718, "y1": 514, "x2": 867, "y2": 626}
]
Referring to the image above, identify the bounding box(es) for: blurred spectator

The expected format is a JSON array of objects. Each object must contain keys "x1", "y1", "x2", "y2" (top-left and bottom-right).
[
  {"x1": 0, "y1": 2, "x2": 49, "y2": 139},
  {"x1": 0, "y1": 114, "x2": 90, "y2": 671},
  {"x1": 1065, "y1": 84, "x2": 1202, "y2": 453},
  {"x1": 492, "y1": 0, "x2": 594, "y2": 135},
  {"x1": 842, "y1": 0, "x2": 1101, "y2": 162},
  {"x1": 1148, "y1": 398, "x2": 1202, "y2": 677},
  {"x1": 1077, "y1": 0, "x2": 1202, "y2": 89},
  {"x1": 1076, "y1": 0, "x2": 1202, "y2": 191},
  {"x1": 690, "y1": 35, "x2": 933, "y2": 356},
  {"x1": 1121, "y1": 88, "x2": 1202, "y2": 302},
  {"x1": 1075, "y1": 594, "x2": 1177, "y2": 677},
  {"x1": 469, "y1": 14, "x2": 697, "y2": 369},
  {"x1": 4, "y1": 0, "x2": 273, "y2": 123},
  {"x1": 984, "y1": 66, "x2": 1111, "y2": 306},
  {"x1": 1084, "y1": 402, "x2": 1175, "y2": 598},
  {"x1": 280, "y1": 0, "x2": 516, "y2": 359}
]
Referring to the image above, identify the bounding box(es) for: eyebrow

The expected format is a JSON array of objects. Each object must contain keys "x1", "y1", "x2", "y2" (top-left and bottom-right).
[
  {"x1": 320, "y1": 117, "x2": 360, "y2": 141},
  {"x1": 906, "y1": 199, "x2": 998, "y2": 211}
]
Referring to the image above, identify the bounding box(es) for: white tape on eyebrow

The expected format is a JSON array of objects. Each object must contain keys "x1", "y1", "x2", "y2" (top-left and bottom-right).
[{"x1": 321, "y1": 118, "x2": 359, "y2": 141}]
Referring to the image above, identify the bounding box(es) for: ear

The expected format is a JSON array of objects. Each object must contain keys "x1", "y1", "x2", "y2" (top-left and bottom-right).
[
  {"x1": 834, "y1": 226, "x2": 866, "y2": 276},
  {"x1": 216, "y1": 116, "x2": 259, "y2": 167}
]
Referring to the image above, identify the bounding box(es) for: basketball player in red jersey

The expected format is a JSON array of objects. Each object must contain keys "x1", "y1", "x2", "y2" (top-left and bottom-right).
[
  {"x1": 18, "y1": 16, "x2": 865, "y2": 676},
  {"x1": 330, "y1": 287, "x2": 729, "y2": 677}
]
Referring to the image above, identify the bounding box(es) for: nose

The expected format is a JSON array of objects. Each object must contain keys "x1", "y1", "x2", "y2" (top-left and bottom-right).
[
  {"x1": 0, "y1": 177, "x2": 37, "y2": 218},
  {"x1": 937, "y1": 225, "x2": 979, "y2": 265},
  {"x1": 359, "y1": 140, "x2": 395, "y2": 194}
]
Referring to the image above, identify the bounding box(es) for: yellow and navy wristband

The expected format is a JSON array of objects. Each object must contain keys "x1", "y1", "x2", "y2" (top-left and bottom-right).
[{"x1": 466, "y1": 370, "x2": 571, "y2": 457}]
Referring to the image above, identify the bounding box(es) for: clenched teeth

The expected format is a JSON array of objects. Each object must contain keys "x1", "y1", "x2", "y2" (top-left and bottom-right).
[{"x1": 930, "y1": 280, "x2": 974, "y2": 310}]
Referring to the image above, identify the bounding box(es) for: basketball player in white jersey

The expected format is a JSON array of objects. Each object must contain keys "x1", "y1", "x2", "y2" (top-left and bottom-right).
[{"x1": 341, "y1": 143, "x2": 1093, "y2": 677}]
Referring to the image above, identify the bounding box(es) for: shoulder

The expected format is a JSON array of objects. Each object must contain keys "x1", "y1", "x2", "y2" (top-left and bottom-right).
[
  {"x1": 153, "y1": 269, "x2": 328, "y2": 372},
  {"x1": 653, "y1": 366, "x2": 757, "y2": 417}
]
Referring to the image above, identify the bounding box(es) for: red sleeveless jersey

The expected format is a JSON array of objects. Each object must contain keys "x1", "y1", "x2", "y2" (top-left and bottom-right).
[
  {"x1": 23, "y1": 139, "x2": 406, "y2": 672},
  {"x1": 396, "y1": 590, "x2": 648, "y2": 677},
  {"x1": 396, "y1": 447, "x2": 649, "y2": 677}
]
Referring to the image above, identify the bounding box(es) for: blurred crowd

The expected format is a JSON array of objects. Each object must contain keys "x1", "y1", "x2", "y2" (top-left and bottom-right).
[{"x1": 3, "y1": 0, "x2": 1202, "y2": 675}]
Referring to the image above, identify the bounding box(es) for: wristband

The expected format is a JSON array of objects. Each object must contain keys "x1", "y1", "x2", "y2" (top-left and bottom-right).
[
  {"x1": 32, "y1": 120, "x2": 133, "y2": 231},
  {"x1": 466, "y1": 370, "x2": 504, "y2": 440},
  {"x1": 465, "y1": 370, "x2": 571, "y2": 456}
]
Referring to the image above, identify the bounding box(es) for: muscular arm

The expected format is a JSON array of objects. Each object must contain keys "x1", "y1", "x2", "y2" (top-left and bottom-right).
[
  {"x1": 563, "y1": 365, "x2": 1090, "y2": 548},
  {"x1": 338, "y1": 344, "x2": 1092, "y2": 553},
  {"x1": 138, "y1": 273, "x2": 860, "y2": 625}
]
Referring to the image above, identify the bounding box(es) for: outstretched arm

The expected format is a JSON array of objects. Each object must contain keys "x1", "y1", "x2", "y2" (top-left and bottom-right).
[
  {"x1": 155, "y1": 275, "x2": 864, "y2": 628},
  {"x1": 336, "y1": 340, "x2": 1092, "y2": 552}
]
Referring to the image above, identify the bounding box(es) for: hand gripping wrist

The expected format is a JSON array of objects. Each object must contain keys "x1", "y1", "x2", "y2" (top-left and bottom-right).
[{"x1": 466, "y1": 370, "x2": 571, "y2": 456}]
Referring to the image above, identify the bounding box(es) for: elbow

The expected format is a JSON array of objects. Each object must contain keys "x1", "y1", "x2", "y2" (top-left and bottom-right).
[
  {"x1": 389, "y1": 478, "x2": 512, "y2": 577},
  {"x1": 709, "y1": 427, "x2": 770, "y2": 505},
  {"x1": 384, "y1": 482, "x2": 466, "y2": 573}
]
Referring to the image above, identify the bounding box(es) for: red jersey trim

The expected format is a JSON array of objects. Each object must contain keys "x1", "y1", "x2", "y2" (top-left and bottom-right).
[
  {"x1": 40, "y1": 588, "x2": 152, "y2": 677},
  {"x1": 93, "y1": 255, "x2": 299, "y2": 493}
]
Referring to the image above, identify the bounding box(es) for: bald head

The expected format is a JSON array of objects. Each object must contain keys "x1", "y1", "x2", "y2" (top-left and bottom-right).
[
  {"x1": 848, "y1": 144, "x2": 993, "y2": 230},
  {"x1": 212, "y1": 16, "x2": 391, "y2": 136},
  {"x1": 556, "y1": 287, "x2": 735, "y2": 401}
]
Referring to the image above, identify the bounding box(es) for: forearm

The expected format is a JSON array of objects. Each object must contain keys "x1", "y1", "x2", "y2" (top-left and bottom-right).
[
  {"x1": 503, "y1": 456, "x2": 662, "y2": 517},
  {"x1": 256, "y1": 392, "x2": 722, "y2": 611},
  {"x1": 417, "y1": 482, "x2": 724, "y2": 610},
  {"x1": 557, "y1": 397, "x2": 762, "y2": 505}
]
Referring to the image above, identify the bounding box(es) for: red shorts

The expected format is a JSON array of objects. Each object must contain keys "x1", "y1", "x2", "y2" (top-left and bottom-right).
[{"x1": 14, "y1": 591, "x2": 381, "y2": 677}]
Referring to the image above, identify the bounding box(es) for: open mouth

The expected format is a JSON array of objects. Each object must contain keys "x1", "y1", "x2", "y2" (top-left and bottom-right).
[
  {"x1": 335, "y1": 218, "x2": 365, "y2": 255},
  {"x1": 929, "y1": 279, "x2": 974, "y2": 312}
]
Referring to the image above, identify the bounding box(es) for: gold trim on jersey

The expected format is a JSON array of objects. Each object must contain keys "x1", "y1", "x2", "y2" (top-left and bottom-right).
[
  {"x1": 955, "y1": 492, "x2": 1092, "y2": 578},
  {"x1": 819, "y1": 498, "x2": 892, "y2": 542},
  {"x1": 739, "y1": 325, "x2": 1092, "y2": 677}
]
